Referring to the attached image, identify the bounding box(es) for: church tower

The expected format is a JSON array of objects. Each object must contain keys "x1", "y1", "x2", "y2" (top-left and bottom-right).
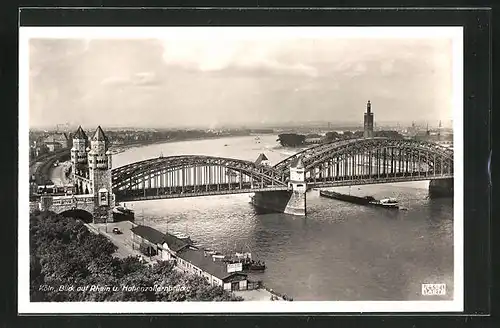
[
  {"x1": 363, "y1": 100, "x2": 374, "y2": 138},
  {"x1": 88, "y1": 126, "x2": 115, "y2": 223}
]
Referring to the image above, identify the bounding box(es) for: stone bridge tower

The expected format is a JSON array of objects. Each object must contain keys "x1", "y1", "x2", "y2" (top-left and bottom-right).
[
  {"x1": 284, "y1": 157, "x2": 307, "y2": 216},
  {"x1": 37, "y1": 126, "x2": 115, "y2": 223},
  {"x1": 70, "y1": 126, "x2": 90, "y2": 194},
  {"x1": 88, "y1": 126, "x2": 115, "y2": 223},
  {"x1": 250, "y1": 156, "x2": 308, "y2": 216}
]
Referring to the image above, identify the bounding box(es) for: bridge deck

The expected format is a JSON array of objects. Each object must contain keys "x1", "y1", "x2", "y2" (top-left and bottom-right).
[
  {"x1": 308, "y1": 174, "x2": 452, "y2": 188},
  {"x1": 115, "y1": 186, "x2": 288, "y2": 202}
]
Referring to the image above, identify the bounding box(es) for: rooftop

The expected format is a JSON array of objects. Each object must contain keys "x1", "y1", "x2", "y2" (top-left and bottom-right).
[
  {"x1": 254, "y1": 153, "x2": 269, "y2": 165},
  {"x1": 130, "y1": 225, "x2": 191, "y2": 252},
  {"x1": 92, "y1": 126, "x2": 109, "y2": 143},
  {"x1": 290, "y1": 156, "x2": 304, "y2": 169},
  {"x1": 177, "y1": 248, "x2": 247, "y2": 281},
  {"x1": 131, "y1": 225, "x2": 169, "y2": 245},
  {"x1": 73, "y1": 126, "x2": 88, "y2": 140},
  {"x1": 164, "y1": 233, "x2": 191, "y2": 252}
]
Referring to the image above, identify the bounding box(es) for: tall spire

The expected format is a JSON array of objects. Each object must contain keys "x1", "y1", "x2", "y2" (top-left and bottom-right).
[{"x1": 366, "y1": 100, "x2": 371, "y2": 114}]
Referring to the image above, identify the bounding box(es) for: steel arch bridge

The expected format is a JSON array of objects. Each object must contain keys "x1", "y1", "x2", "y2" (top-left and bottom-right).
[
  {"x1": 273, "y1": 137, "x2": 454, "y2": 188},
  {"x1": 111, "y1": 137, "x2": 453, "y2": 202},
  {"x1": 111, "y1": 155, "x2": 288, "y2": 202}
]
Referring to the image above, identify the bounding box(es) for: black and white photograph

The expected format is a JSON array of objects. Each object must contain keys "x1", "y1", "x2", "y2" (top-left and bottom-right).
[{"x1": 19, "y1": 26, "x2": 463, "y2": 313}]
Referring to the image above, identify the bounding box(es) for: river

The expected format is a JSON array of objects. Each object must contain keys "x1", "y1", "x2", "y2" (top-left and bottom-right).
[{"x1": 113, "y1": 135, "x2": 454, "y2": 301}]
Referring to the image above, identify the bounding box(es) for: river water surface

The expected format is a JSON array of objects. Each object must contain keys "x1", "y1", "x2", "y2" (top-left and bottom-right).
[{"x1": 113, "y1": 135, "x2": 454, "y2": 301}]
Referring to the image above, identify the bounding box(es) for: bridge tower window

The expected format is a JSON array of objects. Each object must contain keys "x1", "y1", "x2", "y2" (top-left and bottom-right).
[{"x1": 99, "y1": 188, "x2": 109, "y2": 206}]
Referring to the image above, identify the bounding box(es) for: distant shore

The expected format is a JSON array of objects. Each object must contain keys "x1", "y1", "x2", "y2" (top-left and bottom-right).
[{"x1": 110, "y1": 133, "x2": 275, "y2": 155}]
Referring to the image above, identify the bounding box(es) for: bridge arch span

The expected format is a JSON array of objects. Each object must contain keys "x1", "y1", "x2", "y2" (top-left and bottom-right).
[
  {"x1": 111, "y1": 155, "x2": 287, "y2": 191},
  {"x1": 274, "y1": 137, "x2": 453, "y2": 180}
]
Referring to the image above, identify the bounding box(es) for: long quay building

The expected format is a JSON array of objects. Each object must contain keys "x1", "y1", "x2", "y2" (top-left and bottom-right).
[{"x1": 130, "y1": 225, "x2": 251, "y2": 291}]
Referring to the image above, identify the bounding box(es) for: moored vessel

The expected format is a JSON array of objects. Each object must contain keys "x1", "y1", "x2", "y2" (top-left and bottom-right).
[
  {"x1": 319, "y1": 190, "x2": 376, "y2": 205},
  {"x1": 320, "y1": 190, "x2": 399, "y2": 210}
]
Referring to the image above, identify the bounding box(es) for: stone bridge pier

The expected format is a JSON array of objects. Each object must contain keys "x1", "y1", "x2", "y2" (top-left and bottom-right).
[
  {"x1": 429, "y1": 178, "x2": 454, "y2": 198},
  {"x1": 251, "y1": 157, "x2": 307, "y2": 216}
]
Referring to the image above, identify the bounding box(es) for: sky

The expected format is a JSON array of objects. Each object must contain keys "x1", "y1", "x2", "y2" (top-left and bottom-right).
[{"x1": 28, "y1": 30, "x2": 454, "y2": 129}]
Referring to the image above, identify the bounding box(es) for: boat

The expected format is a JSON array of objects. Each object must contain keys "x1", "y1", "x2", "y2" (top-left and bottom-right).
[
  {"x1": 319, "y1": 190, "x2": 375, "y2": 205},
  {"x1": 112, "y1": 205, "x2": 135, "y2": 221},
  {"x1": 224, "y1": 144, "x2": 228, "y2": 147},
  {"x1": 369, "y1": 198, "x2": 400, "y2": 209},
  {"x1": 223, "y1": 256, "x2": 266, "y2": 271},
  {"x1": 223, "y1": 248, "x2": 266, "y2": 272},
  {"x1": 319, "y1": 190, "x2": 399, "y2": 210}
]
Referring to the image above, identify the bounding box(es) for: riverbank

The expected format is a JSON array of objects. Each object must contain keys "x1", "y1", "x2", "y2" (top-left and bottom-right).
[
  {"x1": 233, "y1": 288, "x2": 290, "y2": 301},
  {"x1": 110, "y1": 134, "x2": 272, "y2": 155},
  {"x1": 89, "y1": 219, "x2": 291, "y2": 301}
]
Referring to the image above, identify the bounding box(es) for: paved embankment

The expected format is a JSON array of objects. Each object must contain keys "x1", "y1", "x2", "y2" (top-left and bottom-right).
[
  {"x1": 31, "y1": 148, "x2": 70, "y2": 185},
  {"x1": 85, "y1": 220, "x2": 148, "y2": 261},
  {"x1": 85, "y1": 220, "x2": 290, "y2": 301},
  {"x1": 49, "y1": 161, "x2": 71, "y2": 186}
]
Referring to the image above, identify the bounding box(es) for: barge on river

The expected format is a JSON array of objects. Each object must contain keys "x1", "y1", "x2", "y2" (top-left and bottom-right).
[{"x1": 319, "y1": 190, "x2": 400, "y2": 209}]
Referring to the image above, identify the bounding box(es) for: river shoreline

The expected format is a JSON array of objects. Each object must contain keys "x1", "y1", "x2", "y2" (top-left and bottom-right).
[
  {"x1": 110, "y1": 133, "x2": 276, "y2": 155},
  {"x1": 88, "y1": 219, "x2": 290, "y2": 301}
]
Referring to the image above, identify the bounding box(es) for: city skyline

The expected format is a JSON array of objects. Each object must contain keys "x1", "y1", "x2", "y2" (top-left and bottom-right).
[{"x1": 28, "y1": 28, "x2": 454, "y2": 129}]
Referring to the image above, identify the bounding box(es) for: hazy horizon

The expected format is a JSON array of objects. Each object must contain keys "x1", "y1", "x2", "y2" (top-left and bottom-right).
[{"x1": 27, "y1": 29, "x2": 454, "y2": 129}]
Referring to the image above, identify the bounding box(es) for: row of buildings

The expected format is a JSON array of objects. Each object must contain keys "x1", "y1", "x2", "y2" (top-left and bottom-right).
[
  {"x1": 130, "y1": 225, "x2": 255, "y2": 292},
  {"x1": 30, "y1": 132, "x2": 73, "y2": 158}
]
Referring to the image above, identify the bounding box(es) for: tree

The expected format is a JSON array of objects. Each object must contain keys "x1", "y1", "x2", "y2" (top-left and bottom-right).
[
  {"x1": 325, "y1": 131, "x2": 341, "y2": 141},
  {"x1": 30, "y1": 212, "x2": 243, "y2": 302},
  {"x1": 276, "y1": 133, "x2": 306, "y2": 147}
]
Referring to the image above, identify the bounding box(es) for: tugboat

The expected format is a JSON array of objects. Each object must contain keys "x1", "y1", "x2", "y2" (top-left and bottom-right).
[
  {"x1": 368, "y1": 198, "x2": 399, "y2": 209},
  {"x1": 223, "y1": 247, "x2": 266, "y2": 272},
  {"x1": 223, "y1": 254, "x2": 266, "y2": 272}
]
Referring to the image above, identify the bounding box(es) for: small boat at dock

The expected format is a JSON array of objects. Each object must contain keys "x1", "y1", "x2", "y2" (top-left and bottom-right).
[{"x1": 203, "y1": 248, "x2": 266, "y2": 272}]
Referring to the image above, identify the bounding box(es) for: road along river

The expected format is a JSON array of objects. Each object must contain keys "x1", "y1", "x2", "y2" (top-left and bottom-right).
[{"x1": 113, "y1": 135, "x2": 454, "y2": 301}]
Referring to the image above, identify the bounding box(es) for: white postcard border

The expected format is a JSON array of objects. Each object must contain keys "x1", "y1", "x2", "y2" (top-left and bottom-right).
[{"x1": 18, "y1": 26, "x2": 464, "y2": 314}]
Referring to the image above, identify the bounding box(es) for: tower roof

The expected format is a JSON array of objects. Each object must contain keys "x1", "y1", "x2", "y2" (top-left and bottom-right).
[
  {"x1": 73, "y1": 126, "x2": 88, "y2": 140},
  {"x1": 291, "y1": 156, "x2": 304, "y2": 169},
  {"x1": 92, "y1": 126, "x2": 109, "y2": 142},
  {"x1": 255, "y1": 153, "x2": 269, "y2": 165}
]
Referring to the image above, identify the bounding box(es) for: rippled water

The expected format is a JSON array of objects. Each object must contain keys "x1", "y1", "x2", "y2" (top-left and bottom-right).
[{"x1": 113, "y1": 135, "x2": 454, "y2": 301}]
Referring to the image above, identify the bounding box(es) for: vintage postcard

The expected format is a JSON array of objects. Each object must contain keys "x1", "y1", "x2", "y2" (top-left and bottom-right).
[{"x1": 19, "y1": 26, "x2": 463, "y2": 313}]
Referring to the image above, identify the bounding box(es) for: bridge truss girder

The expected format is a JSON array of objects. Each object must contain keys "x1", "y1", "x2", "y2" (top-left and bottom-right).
[
  {"x1": 274, "y1": 137, "x2": 453, "y2": 180},
  {"x1": 111, "y1": 155, "x2": 287, "y2": 191}
]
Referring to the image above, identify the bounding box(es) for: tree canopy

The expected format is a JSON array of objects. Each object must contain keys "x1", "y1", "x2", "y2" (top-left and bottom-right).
[
  {"x1": 30, "y1": 211, "x2": 243, "y2": 302},
  {"x1": 276, "y1": 133, "x2": 306, "y2": 147}
]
